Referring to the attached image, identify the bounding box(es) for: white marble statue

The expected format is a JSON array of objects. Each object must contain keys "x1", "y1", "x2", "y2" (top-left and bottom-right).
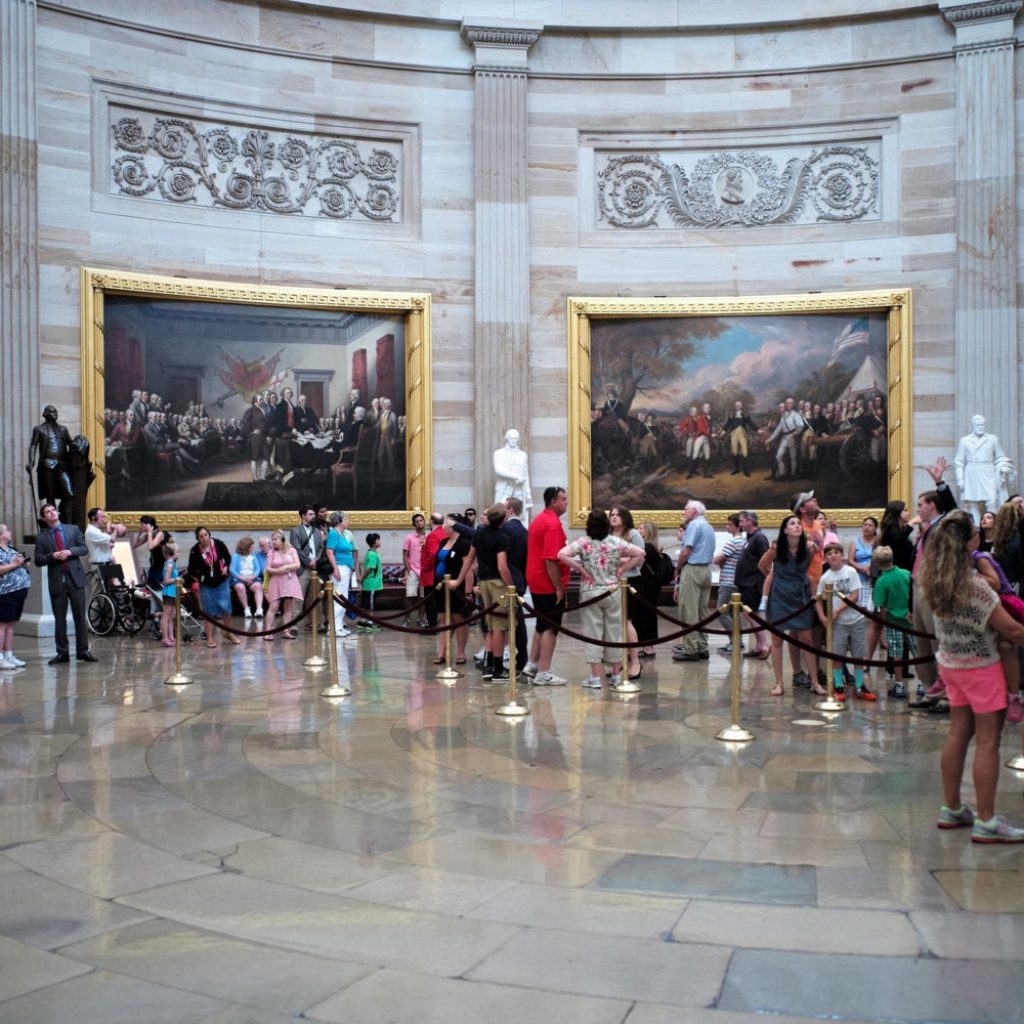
[
  {"x1": 493, "y1": 428, "x2": 532, "y2": 521},
  {"x1": 954, "y1": 414, "x2": 1015, "y2": 521}
]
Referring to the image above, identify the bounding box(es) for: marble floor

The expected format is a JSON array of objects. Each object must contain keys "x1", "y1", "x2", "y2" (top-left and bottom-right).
[{"x1": 1, "y1": 618, "x2": 1023, "y2": 1023}]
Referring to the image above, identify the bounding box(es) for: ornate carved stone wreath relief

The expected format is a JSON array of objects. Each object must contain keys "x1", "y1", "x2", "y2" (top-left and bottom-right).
[
  {"x1": 596, "y1": 145, "x2": 879, "y2": 229},
  {"x1": 110, "y1": 113, "x2": 402, "y2": 221}
]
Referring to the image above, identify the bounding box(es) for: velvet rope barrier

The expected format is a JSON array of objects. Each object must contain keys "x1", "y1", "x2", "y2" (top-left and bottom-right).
[
  {"x1": 834, "y1": 591, "x2": 938, "y2": 640},
  {"x1": 183, "y1": 590, "x2": 322, "y2": 638},
  {"x1": 331, "y1": 588, "x2": 501, "y2": 635}
]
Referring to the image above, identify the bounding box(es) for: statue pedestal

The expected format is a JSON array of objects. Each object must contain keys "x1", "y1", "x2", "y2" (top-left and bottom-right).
[{"x1": 14, "y1": 543, "x2": 56, "y2": 638}]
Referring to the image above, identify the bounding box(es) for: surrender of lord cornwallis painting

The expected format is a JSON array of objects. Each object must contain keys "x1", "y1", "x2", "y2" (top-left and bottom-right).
[
  {"x1": 567, "y1": 291, "x2": 913, "y2": 528},
  {"x1": 81, "y1": 269, "x2": 433, "y2": 529}
]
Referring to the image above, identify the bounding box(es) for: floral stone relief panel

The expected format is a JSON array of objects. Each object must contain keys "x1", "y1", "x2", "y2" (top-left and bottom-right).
[
  {"x1": 109, "y1": 107, "x2": 403, "y2": 221},
  {"x1": 596, "y1": 142, "x2": 880, "y2": 229}
]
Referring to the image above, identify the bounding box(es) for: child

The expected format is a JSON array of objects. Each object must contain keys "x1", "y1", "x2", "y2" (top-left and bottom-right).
[
  {"x1": 816, "y1": 542, "x2": 874, "y2": 701},
  {"x1": 357, "y1": 533, "x2": 383, "y2": 630},
  {"x1": 160, "y1": 541, "x2": 180, "y2": 647},
  {"x1": 871, "y1": 545, "x2": 915, "y2": 698}
]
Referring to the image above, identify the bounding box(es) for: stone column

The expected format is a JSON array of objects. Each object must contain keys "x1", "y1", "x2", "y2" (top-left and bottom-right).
[
  {"x1": 1, "y1": 0, "x2": 41, "y2": 540},
  {"x1": 461, "y1": 19, "x2": 542, "y2": 504},
  {"x1": 941, "y1": 0, "x2": 1021, "y2": 474}
]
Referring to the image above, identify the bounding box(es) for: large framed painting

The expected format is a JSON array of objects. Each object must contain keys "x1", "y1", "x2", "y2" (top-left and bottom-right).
[
  {"x1": 567, "y1": 289, "x2": 912, "y2": 528},
  {"x1": 81, "y1": 268, "x2": 432, "y2": 529}
]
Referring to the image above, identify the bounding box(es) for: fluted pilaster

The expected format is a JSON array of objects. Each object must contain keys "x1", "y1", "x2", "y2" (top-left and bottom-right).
[
  {"x1": 1, "y1": 0, "x2": 40, "y2": 539},
  {"x1": 941, "y1": 0, "x2": 1021, "y2": 470},
  {"x1": 462, "y1": 20, "x2": 541, "y2": 503}
]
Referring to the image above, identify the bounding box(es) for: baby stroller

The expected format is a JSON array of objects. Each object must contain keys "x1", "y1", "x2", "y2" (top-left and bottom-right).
[{"x1": 144, "y1": 582, "x2": 203, "y2": 643}]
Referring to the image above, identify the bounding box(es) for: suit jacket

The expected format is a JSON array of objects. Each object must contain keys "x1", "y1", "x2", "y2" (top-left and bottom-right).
[
  {"x1": 294, "y1": 404, "x2": 319, "y2": 433},
  {"x1": 34, "y1": 523, "x2": 88, "y2": 592},
  {"x1": 289, "y1": 522, "x2": 324, "y2": 576}
]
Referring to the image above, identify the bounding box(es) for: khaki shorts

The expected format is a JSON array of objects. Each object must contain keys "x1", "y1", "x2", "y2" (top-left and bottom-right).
[{"x1": 479, "y1": 578, "x2": 513, "y2": 631}]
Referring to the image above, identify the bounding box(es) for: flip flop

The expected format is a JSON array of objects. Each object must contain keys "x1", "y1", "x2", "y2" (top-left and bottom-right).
[{"x1": 769, "y1": 685, "x2": 784, "y2": 697}]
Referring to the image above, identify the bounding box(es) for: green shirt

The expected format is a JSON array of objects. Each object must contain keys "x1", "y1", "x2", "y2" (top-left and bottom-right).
[
  {"x1": 873, "y1": 566, "x2": 911, "y2": 621},
  {"x1": 363, "y1": 550, "x2": 383, "y2": 592}
]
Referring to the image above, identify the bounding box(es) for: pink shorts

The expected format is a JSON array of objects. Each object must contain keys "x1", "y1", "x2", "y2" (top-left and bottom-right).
[{"x1": 940, "y1": 662, "x2": 1008, "y2": 715}]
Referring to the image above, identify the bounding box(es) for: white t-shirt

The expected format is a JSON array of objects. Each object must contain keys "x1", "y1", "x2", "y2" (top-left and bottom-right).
[
  {"x1": 817, "y1": 565, "x2": 863, "y2": 623},
  {"x1": 85, "y1": 523, "x2": 113, "y2": 564}
]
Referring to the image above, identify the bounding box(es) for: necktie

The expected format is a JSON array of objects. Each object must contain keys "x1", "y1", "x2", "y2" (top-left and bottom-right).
[{"x1": 54, "y1": 527, "x2": 70, "y2": 572}]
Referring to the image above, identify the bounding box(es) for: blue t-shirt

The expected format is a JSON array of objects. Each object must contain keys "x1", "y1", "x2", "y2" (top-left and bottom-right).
[{"x1": 326, "y1": 528, "x2": 355, "y2": 569}]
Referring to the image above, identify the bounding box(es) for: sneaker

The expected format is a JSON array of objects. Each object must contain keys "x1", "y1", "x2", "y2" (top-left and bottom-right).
[
  {"x1": 533, "y1": 671, "x2": 567, "y2": 687},
  {"x1": 1006, "y1": 693, "x2": 1024, "y2": 725},
  {"x1": 924, "y1": 680, "x2": 945, "y2": 698},
  {"x1": 337, "y1": 627, "x2": 353, "y2": 639},
  {"x1": 522, "y1": 661, "x2": 539, "y2": 678},
  {"x1": 487, "y1": 669, "x2": 509, "y2": 682},
  {"x1": 888, "y1": 682, "x2": 906, "y2": 699},
  {"x1": 792, "y1": 671, "x2": 811, "y2": 688},
  {"x1": 908, "y1": 694, "x2": 939, "y2": 709},
  {"x1": 581, "y1": 675, "x2": 602, "y2": 688},
  {"x1": 254, "y1": 609, "x2": 264, "y2": 619},
  {"x1": 832, "y1": 687, "x2": 846, "y2": 702},
  {"x1": 854, "y1": 687, "x2": 878, "y2": 702},
  {"x1": 6, "y1": 653, "x2": 25, "y2": 667},
  {"x1": 937, "y1": 804, "x2": 975, "y2": 830},
  {"x1": 971, "y1": 814, "x2": 1024, "y2": 844},
  {"x1": 916, "y1": 682, "x2": 926, "y2": 697},
  {"x1": 929, "y1": 699, "x2": 950, "y2": 715},
  {"x1": 244, "y1": 607, "x2": 253, "y2": 619}
]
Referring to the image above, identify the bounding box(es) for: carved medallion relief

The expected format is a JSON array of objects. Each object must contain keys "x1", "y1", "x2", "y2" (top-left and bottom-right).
[{"x1": 596, "y1": 142, "x2": 880, "y2": 229}]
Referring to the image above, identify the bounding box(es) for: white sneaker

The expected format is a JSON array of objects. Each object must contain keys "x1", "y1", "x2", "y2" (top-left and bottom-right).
[
  {"x1": 522, "y1": 661, "x2": 539, "y2": 678},
  {"x1": 244, "y1": 608, "x2": 253, "y2": 619},
  {"x1": 533, "y1": 671, "x2": 567, "y2": 687},
  {"x1": 337, "y1": 627, "x2": 353, "y2": 638},
  {"x1": 581, "y1": 675, "x2": 602, "y2": 689},
  {"x1": 6, "y1": 653, "x2": 25, "y2": 667},
  {"x1": 0, "y1": 653, "x2": 14, "y2": 670},
  {"x1": 254, "y1": 609, "x2": 264, "y2": 619}
]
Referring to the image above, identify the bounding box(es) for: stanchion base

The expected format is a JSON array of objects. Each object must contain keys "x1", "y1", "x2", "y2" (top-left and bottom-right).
[
  {"x1": 320, "y1": 683, "x2": 352, "y2": 698},
  {"x1": 715, "y1": 724, "x2": 755, "y2": 743},
  {"x1": 495, "y1": 701, "x2": 530, "y2": 718},
  {"x1": 1004, "y1": 754, "x2": 1024, "y2": 771},
  {"x1": 813, "y1": 698, "x2": 847, "y2": 712},
  {"x1": 611, "y1": 679, "x2": 642, "y2": 694},
  {"x1": 304, "y1": 655, "x2": 328, "y2": 669},
  {"x1": 164, "y1": 672, "x2": 193, "y2": 686},
  {"x1": 436, "y1": 667, "x2": 462, "y2": 681}
]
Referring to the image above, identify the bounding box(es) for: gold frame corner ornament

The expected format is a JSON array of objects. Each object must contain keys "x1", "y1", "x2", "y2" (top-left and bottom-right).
[
  {"x1": 566, "y1": 288, "x2": 913, "y2": 529},
  {"x1": 80, "y1": 267, "x2": 433, "y2": 530}
]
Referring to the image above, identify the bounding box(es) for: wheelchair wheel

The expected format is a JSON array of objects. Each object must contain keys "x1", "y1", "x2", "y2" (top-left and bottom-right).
[
  {"x1": 88, "y1": 593, "x2": 116, "y2": 636},
  {"x1": 120, "y1": 597, "x2": 147, "y2": 636}
]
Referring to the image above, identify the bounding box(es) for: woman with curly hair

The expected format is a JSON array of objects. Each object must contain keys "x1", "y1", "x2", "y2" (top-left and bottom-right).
[
  {"x1": 991, "y1": 499, "x2": 1024, "y2": 591},
  {"x1": 919, "y1": 510, "x2": 1024, "y2": 843}
]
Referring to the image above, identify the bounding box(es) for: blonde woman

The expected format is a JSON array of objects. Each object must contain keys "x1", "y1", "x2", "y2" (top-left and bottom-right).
[{"x1": 262, "y1": 530, "x2": 302, "y2": 641}]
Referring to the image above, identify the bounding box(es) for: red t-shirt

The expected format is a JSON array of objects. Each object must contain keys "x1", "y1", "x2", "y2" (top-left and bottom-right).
[{"x1": 526, "y1": 507, "x2": 569, "y2": 594}]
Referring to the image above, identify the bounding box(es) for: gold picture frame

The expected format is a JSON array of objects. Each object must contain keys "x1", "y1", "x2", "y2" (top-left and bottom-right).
[
  {"x1": 567, "y1": 289, "x2": 912, "y2": 529},
  {"x1": 81, "y1": 268, "x2": 432, "y2": 530}
]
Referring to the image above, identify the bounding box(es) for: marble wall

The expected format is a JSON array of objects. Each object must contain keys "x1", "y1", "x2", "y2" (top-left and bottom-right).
[{"x1": 10, "y1": 1, "x2": 1018, "y2": 548}]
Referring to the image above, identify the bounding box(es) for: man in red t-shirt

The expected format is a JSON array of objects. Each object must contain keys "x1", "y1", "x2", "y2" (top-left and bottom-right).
[
  {"x1": 418, "y1": 513, "x2": 446, "y2": 629},
  {"x1": 524, "y1": 486, "x2": 569, "y2": 685}
]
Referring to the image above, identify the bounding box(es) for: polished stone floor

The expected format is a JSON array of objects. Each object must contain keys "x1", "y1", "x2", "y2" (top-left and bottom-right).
[{"x1": 1, "y1": 617, "x2": 1023, "y2": 1023}]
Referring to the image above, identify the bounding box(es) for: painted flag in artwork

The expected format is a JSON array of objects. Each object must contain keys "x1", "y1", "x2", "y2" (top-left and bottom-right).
[{"x1": 826, "y1": 319, "x2": 870, "y2": 366}]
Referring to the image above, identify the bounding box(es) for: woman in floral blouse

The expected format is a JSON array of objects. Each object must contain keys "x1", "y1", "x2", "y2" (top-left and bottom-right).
[{"x1": 558, "y1": 510, "x2": 643, "y2": 690}]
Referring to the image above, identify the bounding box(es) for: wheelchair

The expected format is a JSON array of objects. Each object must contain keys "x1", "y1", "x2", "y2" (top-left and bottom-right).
[{"x1": 87, "y1": 563, "x2": 148, "y2": 637}]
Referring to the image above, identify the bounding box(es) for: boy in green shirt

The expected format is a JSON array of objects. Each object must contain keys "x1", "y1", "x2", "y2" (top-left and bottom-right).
[
  {"x1": 872, "y1": 545, "x2": 915, "y2": 697},
  {"x1": 357, "y1": 533, "x2": 384, "y2": 631}
]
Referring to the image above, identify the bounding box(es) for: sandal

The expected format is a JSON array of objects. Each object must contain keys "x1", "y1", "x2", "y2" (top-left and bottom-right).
[
  {"x1": 811, "y1": 685, "x2": 828, "y2": 696},
  {"x1": 455, "y1": 656, "x2": 466, "y2": 665},
  {"x1": 228, "y1": 636, "x2": 242, "y2": 646},
  {"x1": 284, "y1": 630, "x2": 297, "y2": 640},
  {"x1": 432, "y1": 656, "x2": 445, "y2": 664},
  {"x1": 769, "y1": 685, "x2": 784, "y2": 697},
  {"x1": 205, "y1": 641, "x2": 217, "y2": 649},
  {"x1": 263, "y1": 635, "x2": 274, "y2": 642}
]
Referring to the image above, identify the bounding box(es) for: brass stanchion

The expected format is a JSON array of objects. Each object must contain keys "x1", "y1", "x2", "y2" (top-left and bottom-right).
[
  {"x1": 814, "y1": 583, "x2": 846, "y2": 713},
  {"x1": 304, "y1": 575, "x2": 328, "y2": 670},
  {"x1": 164, "y1": 577, "x2": 193, "y2": 686},
  {"x1": 716, "y1": 592, "x2": 754, "y2": 742},
  {"x1": 437, "y1": 574, "x2": 461, "y2": 682},
  {"x1": 612, "y1": 578, "x2": 641, "y2": 694},
  {"x1": 319, "y1": 581, "x2": 352, "y2": 698},
  {"x1": 1005, "y1": 753, "x2": 1024, "y2": 770},
  {"x1": 495, "y1": 586, "x2": 529, "y2": 718}
]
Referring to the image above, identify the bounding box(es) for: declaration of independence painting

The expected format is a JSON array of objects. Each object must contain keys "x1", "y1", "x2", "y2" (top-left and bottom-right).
[
  {"x1": 569, "y1": 291, "x2": 912, "y2": 526},
  {"x1": 82, "y1": 269, "x2": 433, "y2": 528}
]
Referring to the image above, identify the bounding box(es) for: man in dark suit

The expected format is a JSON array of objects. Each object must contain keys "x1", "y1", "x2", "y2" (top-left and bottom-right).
[
  {"x1": 33, "y1": 503, "x2": 96, "y2": 664},
  {"x1": 271, "y1": 387, "x2": 298, "y2": 485},
  {"x1": 503, "y1": 496, "x2": 529, "y2": 672}
]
